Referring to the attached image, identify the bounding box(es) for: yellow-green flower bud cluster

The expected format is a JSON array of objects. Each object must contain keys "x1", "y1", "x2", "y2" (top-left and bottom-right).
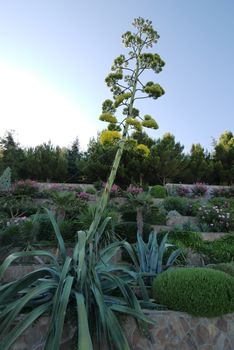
[
  {"x1": 144, "y1": 81, "x2": 165, "y2": 99},
  {"x1": 136, "y1": 143, "x2": 150, "y2": 157},
  {"x1": 99, "y1": 113, "x2": 117, "y2": 124},
  {"x1": 99, "y1": 130, "x2": 121, "y2": 145},
  {"x1": 141, "y1": 115, "x2": 158, "y2": 129},
  {"x1": 125, "y1": 117, "x2": 142, "y2": 132},
  {"x1": 114, "y1": 93, "x2": 132, "y2": 108}
]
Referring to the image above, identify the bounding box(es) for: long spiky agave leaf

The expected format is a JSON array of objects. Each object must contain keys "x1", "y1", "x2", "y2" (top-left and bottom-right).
[
  {"x1": 105, "y1": 307, "x2": 131, "y2": 350},
  {"x1": 44, "y1": 257, "x2": 72, "y2": 347},
  {"x1": 76, "y1": 231, "x2": 88, "y2": 287},
  {"x1": 46, "y1": 276, "x2": 74, "y2": 350},
  {"x1": 44, "y1": 208, "x2": 67, "y2": 262},
  {"x1": 0, "y1": 281, "x2": 57, "y2": 335},
  {"x1": 75, "y1": 293, "x2": 93, "y2": 350},
  {"x1": 0, "y1": 268, "x2": 58, "y2": 304},
  {"x1": 149, "y1": 246, "x2": 158, "y2": 274},
  {"x1": 94, "y1": 216, "x2": 112, "y2": 246},
  {"x1": 137, "y1": 233, "x2": 147, "y2": 272},
  {"x1": 157, "y1": 233, "x2": 168, "y2": 273},
  {"x1": 0, "y1": 302, "x2": 51, "y2": 350},
  {"x1": 90, "y1": 282, "x2": 108, "y2": 341},
  {"x1": 166, "y1": 247, "x2": 182, "y2": 268},
  {"x1": 0, "y1": 251, "x2": 60, "y2": 280}
]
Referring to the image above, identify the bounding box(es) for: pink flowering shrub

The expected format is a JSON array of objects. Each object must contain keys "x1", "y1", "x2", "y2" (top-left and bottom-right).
[
  {"x1": 176, "y1": 185, "x2": 190, "y2": 197},
  {"x1": 12, "y1": 179, "x2": 39, "y2": 196},
  {"x1": 102, "y1": 182, "x2": 120, "y2": 197},
  {"x1": 192, "y1": 183, "x2": 208, "y2": 197},
  {"x1": 197, "y1": 205, "x2": 233, "y2": 232},
  {"x1": 77, "y1": 191, "x2": 90, "y2": 201},
  {"x1": 126, "y1": 184, "x2": 143, "y2": 195}
]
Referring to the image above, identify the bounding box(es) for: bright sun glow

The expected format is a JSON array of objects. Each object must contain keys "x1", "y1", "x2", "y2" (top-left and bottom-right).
[{"x1": 0, "y1": 61, "x2": 96, "y2": 149}]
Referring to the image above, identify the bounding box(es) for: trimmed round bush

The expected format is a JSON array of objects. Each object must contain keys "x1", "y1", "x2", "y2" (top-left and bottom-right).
[
  {"x1": 152, "y1": 267, "x2": 234, "y2": 317},
  {"x1": 150, "y1": 185, "x2": 166, "y2": 198}
]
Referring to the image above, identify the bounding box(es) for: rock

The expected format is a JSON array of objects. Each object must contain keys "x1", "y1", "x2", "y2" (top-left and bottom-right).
[{"x1": 186, "y1": 249, "x2": 205, "y2": 267}]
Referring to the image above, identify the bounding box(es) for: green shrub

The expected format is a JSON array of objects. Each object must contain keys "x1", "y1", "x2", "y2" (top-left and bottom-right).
[
  {"x1": 209, "y1": 197, "x2": 229, "y2": 208},
  {"x1": 93, "y1": 180, "x2": 103, "y2": 191},
  {"x1": 114, "y1": 222, "x2": 152, "y2": 243},
  {"x1": 163, "y1": 196, "x2": 188, "y2": 215},
  {"x1": 197, "y1": 205, "x2": 233, "y2": 232},
  {"x1": 0, "y1": 194, "x2": 39, "y2": 217},
  {"x1": 199, "y1": 235, "x2": 234, "y2": 263},
  {"x1": 85, "y1": 186, "x2": 96, "y2": 195},
  {"x1": 209, "y1": 262, "x2": 234, "y2": 277},
  {"x1": 152, "y1": 267, "x2": 234, "y2": 317},
  {"x1": 144, "y1": 208, "x2": 167, "y2": 225},
  {"x1": 0, "y1": 218, "x2": 37, "y2": 246},
  {"x1": 59, "y1": 220, "x2": 78, "y2": 242},
  {"x1": 34, "y1": 215, "x2": 55, "y2": 242},
  {"x1": 168, "y1": 230, "x2": 234, "y2": 264},
  {"x1": 120, "y1": 206, "x2": 136, "y2": 222},
  {"x1": 168, "y1": 230, "x2": 204, "y2": 249},
  {"x1": 150, "y1": 185, "x2": 166, "y2": 198}
]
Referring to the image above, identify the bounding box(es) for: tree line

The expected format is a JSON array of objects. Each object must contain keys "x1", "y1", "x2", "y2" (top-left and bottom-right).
[{"x1": 0, "y1": 130, "x2": 233, "y2": 186}]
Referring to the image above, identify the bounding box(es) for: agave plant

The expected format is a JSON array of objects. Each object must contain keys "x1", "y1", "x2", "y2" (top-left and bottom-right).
[
  {"x1": 0, "y1": 209, "x2": 155, "y2": 350},
  {"x1": 135, "y1": 231, "x2": 182, "y2": 283}
]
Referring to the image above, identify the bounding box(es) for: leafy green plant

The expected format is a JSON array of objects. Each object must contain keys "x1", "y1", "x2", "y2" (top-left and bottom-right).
[
  {"x1": 163, "y1": 196, "x2": 188, "y2": 215},
  {"x1": 152, "y1": 267, "x2": 234, "y2": 317},
  {"x1": 135, "y1": 232, "x2": 182, "y2": 283},
  {"x1": 0, "y1": 209, "x2": 155, "y2": 350},
  {"x1": 150, "y1": 185, "x2": 166, "y2": 198}
]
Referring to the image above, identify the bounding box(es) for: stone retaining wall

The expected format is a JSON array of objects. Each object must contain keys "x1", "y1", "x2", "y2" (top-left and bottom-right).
[
  {"x1": 9, "y1": 311, "x2": 234, "y2": 350},
  {"x1": 119, "y1": 310, "x2": 234, "y2": 350}
]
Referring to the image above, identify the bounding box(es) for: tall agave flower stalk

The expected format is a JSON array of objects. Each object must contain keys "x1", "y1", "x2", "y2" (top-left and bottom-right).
[{"x1": 88, "y1": 17, "x2": 165, "y2": 237}]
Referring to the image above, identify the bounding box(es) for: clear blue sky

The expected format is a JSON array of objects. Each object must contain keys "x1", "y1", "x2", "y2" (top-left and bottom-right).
[{"x1": 0, "y1": 0, "x2": 233, "y2": 152}]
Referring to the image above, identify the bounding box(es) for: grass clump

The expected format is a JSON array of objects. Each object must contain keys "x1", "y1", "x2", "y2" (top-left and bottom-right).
[
  {"x1": 152, "y1": 267, "x2": 234, "y2": 317},
  {"x1": 208, "y1": 262, "x2": 234, "y2": 277}
]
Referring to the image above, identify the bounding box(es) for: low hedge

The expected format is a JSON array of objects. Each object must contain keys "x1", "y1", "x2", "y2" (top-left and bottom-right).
[{"x1": 152, "y1": 267, "x2": 234, "y2": 317}]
